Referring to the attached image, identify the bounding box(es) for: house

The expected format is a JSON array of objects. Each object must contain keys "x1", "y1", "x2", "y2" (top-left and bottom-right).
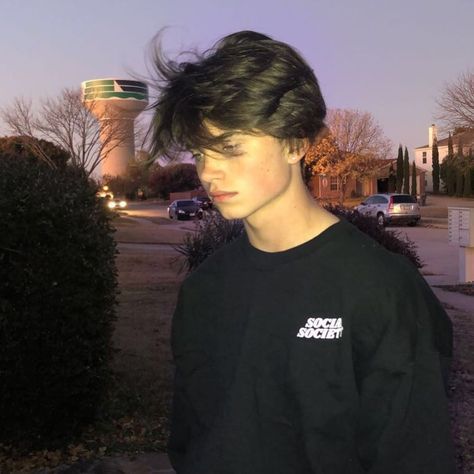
[
  {"x1": 309, "y1": 159, "x2": 426, "y2": 200},
  {"x1": 414, "y1": 125, "x2": 474, "y2": 192}
]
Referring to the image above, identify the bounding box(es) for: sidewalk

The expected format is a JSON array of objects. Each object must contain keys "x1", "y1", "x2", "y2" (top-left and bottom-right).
[
  {"x1": 391, "y1": 224, "x2": 473, "y2": 322},
  {"x1": 394, "y1": 222, "x2": 473, "y2": 313}
]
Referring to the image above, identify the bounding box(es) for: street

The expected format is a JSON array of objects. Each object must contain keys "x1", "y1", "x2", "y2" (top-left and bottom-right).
[{"x1": 123, "y1": 199, "x2": 469, "y2": 288}]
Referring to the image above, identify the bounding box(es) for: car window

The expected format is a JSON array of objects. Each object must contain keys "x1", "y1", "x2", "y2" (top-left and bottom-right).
[
  {"x1": 392, "y1": 195, "x2": 417, "y2": 204},
  {"x1": 365, "y1": 196, "x2": 376, "y2": 204},
  {"x1": 177, "y1": 200, "x2": 196, "y2": 207},
  {"x1": 373, "y1": 196, "x2": 388, "y2": 204}
]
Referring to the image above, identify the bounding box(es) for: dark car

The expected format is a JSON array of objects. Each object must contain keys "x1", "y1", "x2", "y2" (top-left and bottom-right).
[{"x1": 168, "y1": 199, "x2": 203, "y2": 220}]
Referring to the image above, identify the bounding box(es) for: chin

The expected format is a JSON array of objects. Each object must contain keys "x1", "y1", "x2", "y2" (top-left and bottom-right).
[{"x1": 215, "y1": 206, "x2": 247, "y2": 221}]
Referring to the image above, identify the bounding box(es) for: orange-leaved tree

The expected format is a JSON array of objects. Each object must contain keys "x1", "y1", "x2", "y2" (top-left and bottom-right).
[{"x1": 305, "y1": 109, "x2": 392, "y2": 203}]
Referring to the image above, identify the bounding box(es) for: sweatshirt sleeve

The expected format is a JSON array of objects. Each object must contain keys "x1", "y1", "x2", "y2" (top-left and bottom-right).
[
  {"x1": 350, "y1": 270, "x2": 455, "y2": 474},
  {"x1": 289, "y1": 264, "x2": 455, "y2": 474},
  {"x1": 167, "y1": 286, "x2": 190, "y2": 472}
]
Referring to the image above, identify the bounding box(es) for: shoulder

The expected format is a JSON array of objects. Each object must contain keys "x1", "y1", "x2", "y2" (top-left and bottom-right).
[
  {"x1": 327, "y1": 219, "x2": 421, "y2": 288},
  {"x1": 181, "y1": 233, "x2": 245, "y2": 292},
  {"x1": 326, "y1": 220, "x2": 442, "y2": 325},
  {"x1": 331, "y1": 221, "x2": 451, "y2": 350}
]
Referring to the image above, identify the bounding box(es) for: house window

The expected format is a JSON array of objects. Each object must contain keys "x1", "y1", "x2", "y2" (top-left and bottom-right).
[
  {"x1": 422, "y1": 152, "x2": 427, "y2": 164},
  {"x1": 330, "y1": 176, "x2": 338, "y2": 191}
]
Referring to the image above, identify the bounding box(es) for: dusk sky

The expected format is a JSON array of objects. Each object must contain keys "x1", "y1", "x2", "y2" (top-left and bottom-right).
[{"x1": 1, "y1": 0, "x2": 473, "y2": 157}]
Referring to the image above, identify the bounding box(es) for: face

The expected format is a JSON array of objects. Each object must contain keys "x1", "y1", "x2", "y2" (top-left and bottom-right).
[{"x1": 192, "y1": 126, "x2": 301, "y2": 224}]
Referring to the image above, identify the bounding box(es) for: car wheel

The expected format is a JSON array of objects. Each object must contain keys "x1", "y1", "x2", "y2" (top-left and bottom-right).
[
  {"x1": 377, "y1": 213, "x2": 385, "y2": 227},
  {"x1": 407, "y1": 220, "x2": 417, "y2": 227}
]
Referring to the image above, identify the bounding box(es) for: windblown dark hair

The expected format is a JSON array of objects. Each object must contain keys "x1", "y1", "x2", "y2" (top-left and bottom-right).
[{"x1": 148, "y1": 30, "x2": 327, "y2": 160}]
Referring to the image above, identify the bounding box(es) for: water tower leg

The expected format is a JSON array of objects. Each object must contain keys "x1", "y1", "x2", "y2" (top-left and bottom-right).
[{"x1": 100, "y1": 119, "x2": 135, "y2": 178}]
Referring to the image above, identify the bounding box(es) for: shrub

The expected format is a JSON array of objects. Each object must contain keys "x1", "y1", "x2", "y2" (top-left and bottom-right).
[
  {"x1": 148, "y1": 163, "x2": 201, "y2": 199},
  {"x1": 176, "y1": 205, "x2": 422, "y2": 273},
  {"x1": 103, "y1": 160, "x2": 151, "y2": 200},
  {"x1": 175, "y1": 211, "x2": 244, "y2": 273},
  {"x1": 0, "y1": 136, "x2": 69, "y2": 168},
  {"x1": 324, "y1": 204, "x2": 423, "y2": 268},
  {"x1": 0, "y1": 154, "x2": 118, "y2": 448}
]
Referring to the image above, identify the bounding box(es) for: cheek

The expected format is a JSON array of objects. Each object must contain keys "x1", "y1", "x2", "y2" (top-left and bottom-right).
[
  {"x1": 256, "y1": 175, "x2": 283, "y2": 195},
  {"x1": 251, "y1": 160, "x2": 290, "y2": 194}
]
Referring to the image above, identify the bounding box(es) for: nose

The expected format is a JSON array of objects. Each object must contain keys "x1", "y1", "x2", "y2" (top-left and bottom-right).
[{"x1": 197, "y1": 154, "x2": 225, "y2": 184}]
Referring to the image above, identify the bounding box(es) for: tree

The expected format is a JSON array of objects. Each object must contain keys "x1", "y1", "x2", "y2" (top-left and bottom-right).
[
  {"x1": 388, "y1": 163, "x2": 396, "y2": 193},
  {"x1": 468, "y1": 148, "x2": 474, "y2": 196},
  {"x1": 305, "y1": 109, "x2": 392, "y2": 202},
  {"x1": 411, "y1": 162, "x2": 417, "y2": 197},
  {"x1": 403, "y1": 147, "x2": 410, "y2": 194},
  {"x1": 0, "y1": 136, "x2": 69, "y2": 167},
  {"x1": 454, "y1": 139, "x2": 464, "y2": 197},
  {"x1": 396, "y1": 144, "x2": 404, "y2": 193},
  {"x1": 148, "y1": 163, "x2": 201, "y2": 199},
  {"x1": 443, "y1": 158, "x2": 456, "y2": 196},
  {"x1": 457, "y1": 136, "x2": 464, "y2": 158},
  {"x1": 440, "y1": 132, "x2": 455, "y2": 194},
  {"x1": 448, "y1": 132, "x2": 454, "y2": 158},
  {"x1": 464, "y1": 163, "x2": 472, "y2": 197},
  {"x1": 436, "y1": 71, "x2": 474, "y2": 130},
  {"x1": 456, "y1": 167, "x2": 464, "y2": 197},
  {"x1": 432, "y1": 137, "x2": 440, "y2": 193},
  {"x1": 1, "y1": 89, "x2": 132, "y2": 176}
]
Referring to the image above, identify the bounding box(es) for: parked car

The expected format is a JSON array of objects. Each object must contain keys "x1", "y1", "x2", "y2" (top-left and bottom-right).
[
  {"x1": 193, "y1": 195, "x2": 213, "y2": 210},
  {"x1": 354, "y1": 193, "x2": 421, "y2": 227},
  {"x1": 168, "y1": 199, "x2": 204, "y2": 220}
]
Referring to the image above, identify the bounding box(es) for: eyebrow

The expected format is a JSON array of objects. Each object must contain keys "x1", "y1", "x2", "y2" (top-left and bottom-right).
[{"x1": 211, "y1": 131, "x2": 238, "y2": 142}]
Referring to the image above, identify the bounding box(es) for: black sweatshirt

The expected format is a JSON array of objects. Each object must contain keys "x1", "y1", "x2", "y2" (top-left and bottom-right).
[{"x1": 169, "y1": 219, "x2": 456, "y2": 473}]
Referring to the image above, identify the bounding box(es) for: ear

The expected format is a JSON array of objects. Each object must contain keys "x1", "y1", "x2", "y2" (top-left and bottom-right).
[{"x1": 287, "y1": 138, "x2": 310, "y2": 164}]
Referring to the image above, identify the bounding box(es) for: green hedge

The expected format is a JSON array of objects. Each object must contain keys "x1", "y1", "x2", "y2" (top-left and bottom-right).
[{"x1": 0, "y1": 154, "x2": 118, "y2": 448}]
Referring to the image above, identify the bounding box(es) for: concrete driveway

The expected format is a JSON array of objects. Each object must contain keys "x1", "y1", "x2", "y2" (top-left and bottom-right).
[{"x1": 391, "y1": 194, "x2": 473, "y2": 314}]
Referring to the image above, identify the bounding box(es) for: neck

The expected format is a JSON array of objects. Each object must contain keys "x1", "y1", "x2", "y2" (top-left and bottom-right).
[{"x1": 243, "y1": 176, "x2": 339, "y2": 252}]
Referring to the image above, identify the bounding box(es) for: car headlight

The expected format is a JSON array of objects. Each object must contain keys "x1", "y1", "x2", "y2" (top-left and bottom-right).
[
  {"x1": 119, "y1": 200, "x2": 127, "y2": 208},
  {"x1": 178, "y1": 210, "x2": 185, "y2": 214},
  {"x1": 107, "y1": 201, "x2": 116, "y2": 209}
]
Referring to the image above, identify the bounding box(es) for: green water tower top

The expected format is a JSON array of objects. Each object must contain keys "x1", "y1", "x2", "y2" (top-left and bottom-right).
[{"x1": 81, "y1": 78, "x2": 148, "y2": 102}]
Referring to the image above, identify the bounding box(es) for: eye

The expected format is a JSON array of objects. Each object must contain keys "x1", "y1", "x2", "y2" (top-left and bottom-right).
[
  {"x1": 221, "y1": 143, "x2": 242, "y2": 156},
  {"x1": 191, "y1": 151, "x2": 204, "y2": 162}
]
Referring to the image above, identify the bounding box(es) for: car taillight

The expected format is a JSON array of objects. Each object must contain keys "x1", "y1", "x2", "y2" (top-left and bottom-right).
[{"x1": 388, "y1": 196, "x2": 394, "y2": 210}]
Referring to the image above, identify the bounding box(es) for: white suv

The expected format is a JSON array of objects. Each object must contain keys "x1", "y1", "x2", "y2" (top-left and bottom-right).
[{"x1": 355, "y1": 193, "x2": 421, "y2": 227}]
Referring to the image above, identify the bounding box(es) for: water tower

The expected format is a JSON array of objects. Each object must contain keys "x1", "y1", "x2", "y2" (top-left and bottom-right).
[{"x1": 81, "y1": 78, "x2": 148, "y2": 177}]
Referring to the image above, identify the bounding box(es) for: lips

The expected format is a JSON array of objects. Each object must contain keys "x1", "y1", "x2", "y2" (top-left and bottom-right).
[{"x1": 209, "y1": 191, "x2": 238, "y2": 202}]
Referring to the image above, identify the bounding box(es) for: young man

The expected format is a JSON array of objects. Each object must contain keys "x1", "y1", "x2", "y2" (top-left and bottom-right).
[{"x1": 150, "y1": 31, "x2": 455, "y2": 473}]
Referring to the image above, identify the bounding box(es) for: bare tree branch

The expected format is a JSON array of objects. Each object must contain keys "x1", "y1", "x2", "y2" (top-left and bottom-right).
[
  {"x1": 1, "y1": 88, "x2": 141, "y2": 176},
  {"x1": 1, "y1": 97, "x2": 57, "y2": 167},
  {"x1": 436, "y1": 71, "x2": 474, "y2": 131}
]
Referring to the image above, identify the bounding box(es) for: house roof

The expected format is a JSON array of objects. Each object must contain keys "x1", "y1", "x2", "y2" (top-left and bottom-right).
[
  {"x1": 373, "y1": 158, "x2": 425, "y2": 176},
  {"x1": 416, "y1": 129, "x2": 474, "y2": 149}
]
